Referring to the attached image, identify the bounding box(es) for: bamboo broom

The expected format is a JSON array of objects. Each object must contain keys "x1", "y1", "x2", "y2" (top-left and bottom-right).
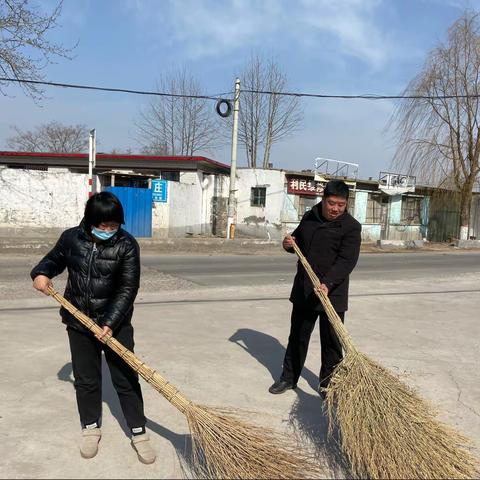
[
  {"x1": 47, "y1": 286, "x2": 325, "y2": 479},
  {"x1": 291, "y1": 240, "x2": 479, "y2": 479}
]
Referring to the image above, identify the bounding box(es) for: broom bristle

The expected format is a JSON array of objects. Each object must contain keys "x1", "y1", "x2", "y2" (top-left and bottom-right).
[
  {"x1": 185, "y1": 404, "x2": 328, "y2": 479},
  {"x1": 325, "y1": 351, "x2": 479, "y2": 479}
]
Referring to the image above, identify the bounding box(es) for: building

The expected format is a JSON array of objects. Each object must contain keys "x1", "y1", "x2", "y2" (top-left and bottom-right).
[
  {"x1": 234, "y1": 167, "x2": 480, "y2": 242},
  {"x1": 0, "y1": 151, "x2": 230, "y2": 238},
  {"x1": 2, "y1": 151, "x2": 478, "y2": 242}
]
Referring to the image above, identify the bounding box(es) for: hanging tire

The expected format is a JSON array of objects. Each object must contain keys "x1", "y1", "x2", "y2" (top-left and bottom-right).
[{"x1": 216, "y1": 99, "x2": 232, "y2": 118}]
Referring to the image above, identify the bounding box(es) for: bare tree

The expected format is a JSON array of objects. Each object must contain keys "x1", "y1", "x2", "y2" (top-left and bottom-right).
[
  {"x1": 391, "y1": 11, "x2": 480, "y2": 239},
  {"x1": 140, "y1": 143, "x2": 169, "y2": 156},
  {"x1": 136, "y1": 69, "x2": 219, "y2": 156},
  {"x1": 7, "y1": 121, "x2": 89, "y2": 152},
  {"x1": 0, "y1": 0, "x2": 73, "y2": 98},
  {"x1": 238, "y1": 54, "x2": 303, "y2": 168},
  {"x1": 110, "y1": 147, "x2": 133, "y2": 155}
]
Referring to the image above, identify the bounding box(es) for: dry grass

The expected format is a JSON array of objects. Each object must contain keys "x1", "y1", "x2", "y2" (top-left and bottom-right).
[
  {"x1": 326, "y1": 351, "x2": 478, "y2": 479},
  {"x1": 48, "y1": 287, "x2": 327, "y2": 479},
  {"x1": 291, "y1": 242, "x2": 479, "y2": 479},
  {"x1": 186, "y1": 405, "x2": 325, "y2": 479}
]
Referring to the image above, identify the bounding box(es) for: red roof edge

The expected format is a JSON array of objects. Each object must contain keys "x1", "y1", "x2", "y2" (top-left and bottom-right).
[{"x1": 0, "y1": 150, "x2": 230, "y2": 170}]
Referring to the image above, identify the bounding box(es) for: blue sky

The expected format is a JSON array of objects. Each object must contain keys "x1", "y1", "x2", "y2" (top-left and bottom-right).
[{"x1": 0, "y1": 0, "x2": 474, "y2": 178}]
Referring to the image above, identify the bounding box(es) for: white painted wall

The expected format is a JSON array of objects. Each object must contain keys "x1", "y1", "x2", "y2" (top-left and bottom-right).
[
  {"x1": 236, "y1": 168, "x2": 292, "y2": 240},
  {"x1": 151, "y1": 196, "x2": 170, "y2": 238},
  {"x1": 469, "y1": 195, "x2": 480, "y2": 239},
  {"x1": 0, "y1": 166, "x2": 90, "y2": 233},
  {"x1": 203, "y1": 173, "x2": 229, "y2": 236},
  {"x1": 1, "y1": 165, "x2": 229, "y2": 238},
  {"x1": 361, "y1": 224, "x2": 382, "y2": 241},
  {"x1": 152, "y1": 172, "x2": 229, "y2": 237}
]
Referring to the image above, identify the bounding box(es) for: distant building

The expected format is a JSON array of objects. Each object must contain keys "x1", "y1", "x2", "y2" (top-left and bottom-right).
[
  {"x1": 234, "y1": 167, "x2": 480, "y2": 242},
  {"x1": 0, "y1": 151, "x2": 230, "y2": 238},
  {"x1": 1, "y1": 151, "x2": 478, "y2": 242}
]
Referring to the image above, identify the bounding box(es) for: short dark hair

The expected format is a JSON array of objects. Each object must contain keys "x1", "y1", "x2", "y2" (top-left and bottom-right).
[
  {"x1": 323, "y1": 180, "x2": 349, "y2": 200},
  {"x1": 84, "y1": 192, "x2": 125, "y2": 231}
]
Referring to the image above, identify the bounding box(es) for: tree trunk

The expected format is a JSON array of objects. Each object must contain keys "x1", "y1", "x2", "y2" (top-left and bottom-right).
[
  {"x1": 263, "y1": 134, "x2": 272, "y2": 168},
  {"x1": 459, "y1": 178, "x2": 475, "y2": 239}
]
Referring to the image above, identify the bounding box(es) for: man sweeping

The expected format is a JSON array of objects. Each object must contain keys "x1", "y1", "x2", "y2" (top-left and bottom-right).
[{"x1": 269, "y1": 180, "x2": 361, "y2": 397}]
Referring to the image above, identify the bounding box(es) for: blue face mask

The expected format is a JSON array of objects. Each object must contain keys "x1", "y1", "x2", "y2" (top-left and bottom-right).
[{"x1": 92, "y1": 227, "x2": 118, "y2": 241}]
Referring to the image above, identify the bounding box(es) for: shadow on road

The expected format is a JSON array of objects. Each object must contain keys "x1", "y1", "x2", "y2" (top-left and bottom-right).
[
  {"x1": 228, "y1": 327, "x2": 351, "y2": 477},
  {"x1": 228, "y1": 327, "x2": 318, "y2": 389}
]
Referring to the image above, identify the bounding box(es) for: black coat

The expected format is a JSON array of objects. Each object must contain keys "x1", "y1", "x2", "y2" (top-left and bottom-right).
[
  {"x1": 31, "y1": 222, "x2": 140, "y2": 332},
  {"x1": 289, "y1": 203, "x2": 361, "y2": 312}
]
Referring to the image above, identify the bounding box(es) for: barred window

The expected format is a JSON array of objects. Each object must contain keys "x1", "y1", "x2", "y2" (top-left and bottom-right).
[
  {"x1": 251, "y1": 187, "x2": 266, "y2": 207},
  {"x1": 298, "y1": 195, "x2": 318, "y2": 219},
  {"x1": 401, "y1": 196, "x2": 422, "y2": 224},
  {"x1": 365, "y1": 193, "x2": 382, "y2": 223}
]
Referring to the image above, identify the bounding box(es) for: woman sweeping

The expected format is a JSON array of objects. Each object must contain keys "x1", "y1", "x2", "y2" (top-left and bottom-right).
[{"x1": 31, "y1": 191, "x2": 156, "y2": 464}]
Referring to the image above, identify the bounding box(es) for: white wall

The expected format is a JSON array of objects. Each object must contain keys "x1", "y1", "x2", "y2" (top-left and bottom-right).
[
  {"x1": 0, "y1": 165, "x2": 229, "y2": 238},
  {"x1": 0, "y1": 166, "x2": 90, "y2": 233},
  {"x1": 203, "y1": 173, "x2": 229, "y2": 237},
  {"x1": 236, "y1": 168, "x2": 289, "y2": 240},
  {"x1": 152, "y1": 172, "x2": 229, "y2": 238},
  {"x1": 469, "y1": 195, "x2": 480, "y2": 239}
]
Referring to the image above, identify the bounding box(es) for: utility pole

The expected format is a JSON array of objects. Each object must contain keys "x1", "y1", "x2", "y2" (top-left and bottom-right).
[
  {"x1": 88, "y1": 129, "x2": 96, "y2": 198},
  {"x1": 227, "y1": 78, "x2": 240, "y2": 239}
]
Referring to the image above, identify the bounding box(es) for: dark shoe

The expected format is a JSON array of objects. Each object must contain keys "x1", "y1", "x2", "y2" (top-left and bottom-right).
[
  {"x1": 269, "y1": 379, "x2": 297, "y2": 394},
  {"x1": 318, "y1": 383, "x2": 327, "y2": 400}
]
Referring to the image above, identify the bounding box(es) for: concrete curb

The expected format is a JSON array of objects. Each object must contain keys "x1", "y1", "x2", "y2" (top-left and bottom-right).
[
  {"x1": 377, "y1": 239, "x2": 425, "y2": 249},
  {"x1": 0, "y1": 237, "x2": 477, "y2": 255},
  {"x1": 138, "y1": 238, "x2": 284, "y2": 255},
  {"x1": 0, "y1": 237, "x2": 283, "y2": 255},
  {"x1": 454, "y1": 239, "x2": 480, "y2": 249}
]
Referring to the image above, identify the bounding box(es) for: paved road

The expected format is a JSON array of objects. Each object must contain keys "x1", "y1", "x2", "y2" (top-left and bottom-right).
[
  {"x1": 1, "y1": 257, "x2": 479, "y2": 479},
  {"x1": 2, "y1": 251, "x2": 480, "y2": 288},
  {"x1": 141, "y1": 251, "x2": 480, "y2": 286}
]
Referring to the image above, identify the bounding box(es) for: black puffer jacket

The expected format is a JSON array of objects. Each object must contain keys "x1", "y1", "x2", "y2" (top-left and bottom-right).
[{"x1": 31, "y1": 221, "x2": 140, "y2": 332}]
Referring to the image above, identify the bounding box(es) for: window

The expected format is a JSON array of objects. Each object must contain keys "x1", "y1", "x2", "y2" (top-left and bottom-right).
[
  {"x1": 115, "y1": 176, "x2": 149, "y2": 188},
  {"x1": 251, "y1": 187, "x2": 266, "y2": 207},
  {"x1": 401, "y1": 196, "x2": 422, "y2": 224},
  {"x1": 366, "y1": 193, "x2": 382, "y2": 223},
  {"x1": 161, "y1": 171, "x2": 180, "y2": 182},
  {"x1": 298, "y1": 195, "x2": 318, "y2": 219}
]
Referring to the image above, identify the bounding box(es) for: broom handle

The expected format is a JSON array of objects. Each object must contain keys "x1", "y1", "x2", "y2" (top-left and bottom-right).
[
  {"x1": 47, "y1": 286, "x2": 192, "y2": 414},
  {"x1": 291, "y1": 241, "x2": 357, "y2": 353}
]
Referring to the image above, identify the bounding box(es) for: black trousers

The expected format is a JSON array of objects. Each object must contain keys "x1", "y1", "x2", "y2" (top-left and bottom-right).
[
  {"x1": 281, "y1": 303, "x2": 345, "y2": 388},
  {"x1": 67, "y1": 324, "x2": 146, "y2": 430}
]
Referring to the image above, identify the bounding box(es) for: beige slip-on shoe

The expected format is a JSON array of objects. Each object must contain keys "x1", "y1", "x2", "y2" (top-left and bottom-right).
[
  {"x1": 80, "y1": 427, "x2": 101, "y2": 459},
  {"x1": 131, "y1": 433, "x2": 156, "y2": 464}
]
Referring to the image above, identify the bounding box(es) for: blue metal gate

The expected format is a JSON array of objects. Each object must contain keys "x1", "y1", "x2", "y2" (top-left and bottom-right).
[{"x1": 105, "y1": 187, "x2": 152, "y2": 238}]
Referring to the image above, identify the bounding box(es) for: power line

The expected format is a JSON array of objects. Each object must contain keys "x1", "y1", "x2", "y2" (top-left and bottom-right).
[
  {"x1": 1, "y1": 76, "x2": 479, "y2": 101},
  {"x1": 242, "y1": 88, "x2": 480, "y2": 100},
  {"x1": 0, "y1": 77, "x2": 233, "y2": 101}
]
